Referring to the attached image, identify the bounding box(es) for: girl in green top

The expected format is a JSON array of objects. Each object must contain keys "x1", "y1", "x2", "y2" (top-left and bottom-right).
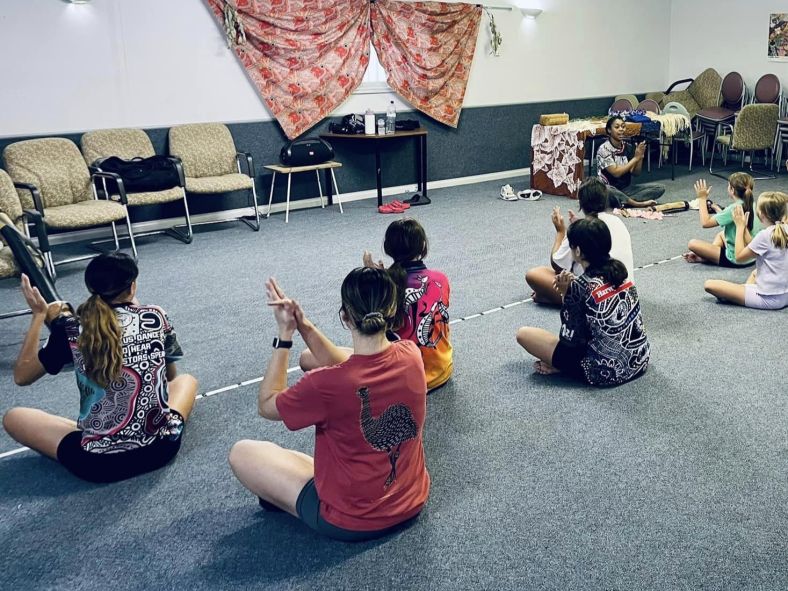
[{"x1": 684, "y1": 172, "x2": 761, "y2": 267}]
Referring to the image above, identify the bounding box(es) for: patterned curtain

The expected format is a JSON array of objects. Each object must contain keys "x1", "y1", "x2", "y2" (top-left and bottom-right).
[
  {"x1": 205, "y1": 0, "x2": 371, "y2": 139},
  {"x1": 370, "y1": 0, "x2": 481, "y2": 128}
]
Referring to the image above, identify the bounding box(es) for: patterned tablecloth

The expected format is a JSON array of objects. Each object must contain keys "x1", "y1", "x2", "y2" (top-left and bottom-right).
[{"x1": 530, "y1": 114, "x2": 690, "y2": 198}]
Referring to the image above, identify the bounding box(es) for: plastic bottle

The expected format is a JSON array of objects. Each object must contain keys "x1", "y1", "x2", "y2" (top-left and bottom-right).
[
  {"x1": 364, "y1": 108, "x2": 375, "y2": 135},
  {"x1": 386, "y1": 100, "x2": 396, "y2": 134},
  {"x1": 377, "y1": 118, "x2": 385, "y2": 135}
]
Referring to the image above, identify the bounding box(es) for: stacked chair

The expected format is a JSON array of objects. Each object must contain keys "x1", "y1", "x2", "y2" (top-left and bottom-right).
[
  {"x1": 2, "y1": 138, "x2": 137, "y2": 278},
  {"x1": 695, "y1": 71, "x2": 747, "y2": 154},
  {"x1": 0, "y1": 169, "x2": 55, "y2": 319},
  {"x1": 709, "y1": 103, "x2": 780, "y2": 179},
  {"x1": 82, "y1": 128, "x2": 193, "y2": 244},
  {"x1": 647, "y1": 68, "x2": 723, "y2": 119}
]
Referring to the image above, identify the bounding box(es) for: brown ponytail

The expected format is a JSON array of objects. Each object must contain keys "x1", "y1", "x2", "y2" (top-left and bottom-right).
[
  {"x1": 77, "y1": 252, "x2": 139, "y2": 387},
  {"x1": 340, "y1": 267, "x2": 398, "y2": 336},
  {"x1": 729, "y1": 172, "x2": 755, "y2": 231},
  {"x1": 757, "y1": 192, "x2": 788, "y2": 249},
  {"x1": 77, "y1": 294, "x2": 123, "y2": 387},
  {"x1": 383, "y1": 219, "x2": 429, "y2": 329}
]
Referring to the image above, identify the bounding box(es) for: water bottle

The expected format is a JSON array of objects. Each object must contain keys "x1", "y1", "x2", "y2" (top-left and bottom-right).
[
  {"x1": 377, "y1": 118, "x2": 385, "y2": 135},
  {"x1": 385, "y1": 100, "x2": 396, "y2": 134},
  {"x1": 364, "y1": 108, "x2": 375, "y2": 135}
]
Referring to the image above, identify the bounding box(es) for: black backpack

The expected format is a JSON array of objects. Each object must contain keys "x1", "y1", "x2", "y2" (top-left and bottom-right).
[{"x1": 94, "y1": 156, "x2": 181, "y2": 194}]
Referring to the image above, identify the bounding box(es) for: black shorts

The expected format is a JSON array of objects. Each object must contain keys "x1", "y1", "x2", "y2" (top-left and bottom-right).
[
  {"x1": 718, "y1": 246, "x2": 754, "y2": 268},
  {"x1": 551, "y1": 341, "x2": 587, "y2": 381},
  {"x1": 56, "y1": 415, "x2": 183, "y2": 483},
  {"x1": 296, "y1": 478, "x2": 420, "y2": 542}
]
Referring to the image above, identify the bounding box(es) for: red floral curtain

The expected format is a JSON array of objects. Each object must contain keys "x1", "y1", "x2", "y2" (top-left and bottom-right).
[
  {"x1": 205, "y1": 0, "x2": 371, "y2": 139},
  {"x1": 370, "y1": 0, "x2": 481, "y2": 127}
]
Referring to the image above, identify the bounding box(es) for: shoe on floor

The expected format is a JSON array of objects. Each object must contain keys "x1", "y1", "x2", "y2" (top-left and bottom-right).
[
  {"x1": 379, "y1": 202, "x2": 406, "y2": 214},
  {"x1": 390, "y1": 199, "x2": 411, "y2": 209},
  {"x1": 517, "y1": 189, "x2": 542, "y2": 201},
  {"x1": 499, "y1": 184, "x2": 518, "y2": 201}
]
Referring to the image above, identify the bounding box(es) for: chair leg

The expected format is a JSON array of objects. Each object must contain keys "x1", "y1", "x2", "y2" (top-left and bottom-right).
[
  {"x1": 688, "y1": 139, "x2": 693, "y2": 173},
  {"x1": 165, "y1": 189, "x2": 194, "y2": 244},
  {"x1": 123, "y1": 207, "x2": 138, "y2": 260},
  {"x1": 331, "y1": 169, "x2": 343, "y2": 214},
  {"x1": 266, "y1": 172, "x2": 276, "y2": 218},
  {"x1": 240, "y1": 184, "x2": 261, "y2": 231},
  {"x1": 45, "y1": 251, "x2": 57, "y2": 281},
  {"x1": 111, "y1": 221, "x2": 120, "y2": 251},
  {"x1": 315, "y1": 170, "x2": 325, "y2": 208}
]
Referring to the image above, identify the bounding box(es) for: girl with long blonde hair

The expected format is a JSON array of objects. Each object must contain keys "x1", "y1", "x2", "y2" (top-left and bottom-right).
[
  {"x1": 704, "y1": 192, "x2": 788, "y2": 309},
  {"x1": 4, "y1": 253, "x2": 198, "y2": 482}
]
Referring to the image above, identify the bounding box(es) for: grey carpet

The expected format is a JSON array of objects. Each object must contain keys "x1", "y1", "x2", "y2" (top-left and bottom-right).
[{"x1": 1, "y1": 165, "x2": 786, "y2": 590}]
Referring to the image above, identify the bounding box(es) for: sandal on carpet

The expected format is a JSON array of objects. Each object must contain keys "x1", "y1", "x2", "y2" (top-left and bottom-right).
[
  {"x1": 379, "y1": 202, "x2": 406, "y2": 214},
  {"x1": 517, "y1": 189, "x2": 542, "y2": 201},
  {"x1": 390, "y1": 199, "x2": 411, "y2": 209},
  {"x1": 499, "y1": 184, "x2": 518, "y2": 201}
]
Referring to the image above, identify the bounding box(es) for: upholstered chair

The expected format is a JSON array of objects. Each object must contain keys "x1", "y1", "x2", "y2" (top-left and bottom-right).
[
  {"x1": 3, "y1": 137, "x2": 137, "y2": 277},
  {"x1": 710, "y1": 103, "x2": 780, "y2": 179},
  {"x1": 648, "y1": 68, "x2": 723, "y2": 119},
  {"x1": 82, "y1": 128, "x2": 192, "y2": 243},
  {"x1": 168, "y1": 123, "x2": 260, "y2": 231}
]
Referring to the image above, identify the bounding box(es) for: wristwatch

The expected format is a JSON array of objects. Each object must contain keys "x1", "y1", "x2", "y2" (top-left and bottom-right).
[{"x1": 272, "y1": 337, "x2": 293, "y2": 349}]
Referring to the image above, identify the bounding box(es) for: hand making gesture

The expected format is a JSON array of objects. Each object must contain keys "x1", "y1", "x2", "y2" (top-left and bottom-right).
[
  {"x1": 731, "y1": 204, "x2": 749, "y2": 229},
  {"x1": 553, "y1": 269, "x2": 575, "y2": 298},
  {"x1": 551, "y1": 206, "x2": 567, "y2": 234},
  {"x1": 634, "y1": 141, "x2": 646, "y2": 160},
  {"x1": 362, "y1": 250, "x2": 385, "y2": 269},
  {"x1": 265, "y1": 277, "x2": 298, "y2": 338},
  {"x1": 20, "y1": 274, "x2": 66, "y2": 323},
  {"x1": 694, "y1": 179, "x2": 711, "y2": 200}
]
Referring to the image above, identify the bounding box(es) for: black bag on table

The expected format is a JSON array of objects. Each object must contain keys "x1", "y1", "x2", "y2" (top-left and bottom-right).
[
  {"x1": 94, "y1": 155, "x2": 181, "y2": 194},
  {"x1": 279, "y1": 137, "x2": 334, "y2": 167}
]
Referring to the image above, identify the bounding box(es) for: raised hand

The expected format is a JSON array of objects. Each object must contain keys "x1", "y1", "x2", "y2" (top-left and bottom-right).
[
  {"x1": 732, "y1": 204, "x2": 749, "y2": 228},
  {"x1": 265, "y1": 277, "x2": 296, "y2": 336},
  {"x1": 362, "y1": 250, "x2": 384, "y2": 269},
  {"x1": 551, "y1": 206, "x2": 566, "y2": 233},
  {"x1": 567, "y1": 209, "x2": 579, "y2": 225},
  {"x1": 20, "y1": 274, "x2": 64, "y2": 322},
  {"x1": 635, "y1": 141, "x2": 646, "y2": 159},
  {"x1": 694, "y1": 179, "x2": 711, "y2": 199}
]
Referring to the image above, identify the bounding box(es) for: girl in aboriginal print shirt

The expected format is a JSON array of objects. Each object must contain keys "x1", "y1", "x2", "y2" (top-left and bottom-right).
[
  {"x1": 516, "y1": 218, "x2": 650, "y2": 387},
  {"x1": 5, "y1": 253, "x2": 198, "y2": 483}
]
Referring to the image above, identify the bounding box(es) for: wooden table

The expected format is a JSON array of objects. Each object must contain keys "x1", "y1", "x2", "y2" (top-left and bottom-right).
[
  {"x1": 320, "y1": 129, "x2": 427, "y2": 206},
  {"x1": 263, "y1": 161, "x2": 343, "y2": 223}
]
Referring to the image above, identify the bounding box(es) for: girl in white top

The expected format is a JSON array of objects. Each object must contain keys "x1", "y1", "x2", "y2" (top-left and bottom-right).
[
  {"x1": 526, "y1": 178, "x2": 634, "y2": 305},
  {"x1": 704, "y1": 192, "x2": 788, "y2": 310}
]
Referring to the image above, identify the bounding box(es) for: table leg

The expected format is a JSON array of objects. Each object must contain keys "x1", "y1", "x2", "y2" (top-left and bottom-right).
[
  {"x1": 375, "y1": 140, "x2": 383, "y2": 206},
  {"x1": 672, "y1": 137, "x2": 676, "y2": 181},
  {"x1": 421, "y1": 134, "x2": 428, "y2": 198},
  {"x1": 266, "y1": 171, "x2": 276, "y2": 218},
  {"x1": 285, "y1": 173, "x2": 291, "y2": 224},
  {"x1": 325, "y1": 168, "x2": 334, "y2": 206},
  {"x1": 416, "y1": 135, "x2": 423, "y2": 192}
]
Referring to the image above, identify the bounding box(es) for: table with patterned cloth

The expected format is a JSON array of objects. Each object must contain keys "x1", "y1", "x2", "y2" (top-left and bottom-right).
[{"x1": 530, "y1": 114, "x2": 690, "y2": 198}]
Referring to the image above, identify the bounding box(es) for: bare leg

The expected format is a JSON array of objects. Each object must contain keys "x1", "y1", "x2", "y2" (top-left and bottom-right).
[
  {"x1": 746, "y1": 270, "x2": 757, "y2": 284},
  {"x1": 525, "y1": 267, "x2": 563, "y2": 306},
  {"x1": 704, "y1": 280, "x2": 746, "y2": 306},
  {"x1": 516, "y1": 327, "x2": 561, "y2": 373},
  {"x1": 228, "y1": 440, "x2": 314, "y2": 517},
  {"x1": 686, "y1": 238, "x2": 722, "y2": 265},
  {"x1": 167, "y1": 373, "x2": 199, "y2": 420},
  {"x1": 2, "y1": 408, "x2": 78, "y2": 460},
  {"x1": 299, "y1": 346, "x2": 352, "y2": 372}
]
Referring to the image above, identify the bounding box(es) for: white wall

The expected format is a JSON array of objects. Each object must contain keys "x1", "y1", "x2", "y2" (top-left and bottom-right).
[
  {"x1": 0, "y1": 0, "x2": 672, "y2": 138},
  {"x1": 668, "y1": 0, "x2": 788, "y2": 94}
]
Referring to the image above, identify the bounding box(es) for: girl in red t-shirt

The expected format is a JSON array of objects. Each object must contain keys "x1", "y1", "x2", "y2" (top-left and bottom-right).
[{"x1": 229, "y1": 269, "x2": 430, "y2": 541}]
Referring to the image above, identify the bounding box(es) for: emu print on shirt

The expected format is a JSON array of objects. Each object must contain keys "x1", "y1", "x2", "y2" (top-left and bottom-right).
[{"x1": 357, "y1": 387, "x2": 418, "y2": 489}]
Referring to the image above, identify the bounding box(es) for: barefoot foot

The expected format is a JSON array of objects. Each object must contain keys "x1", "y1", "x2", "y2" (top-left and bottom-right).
[{"x1": 533, "y1": 360, "x2": 560, "y2": 375}]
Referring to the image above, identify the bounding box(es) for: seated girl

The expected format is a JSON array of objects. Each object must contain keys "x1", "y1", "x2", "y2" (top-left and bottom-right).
[
  {"x1": 516, "y1": 218, "x2": 650, "y2": 387},
  {"x1": 597, "y1": 116, "x2": 666, "y2": 209},
  {"x1": 303, "y1": 218, "x2": 452, "y2": 391},
  {"x1": 704, "y1": 192, "x2": 788, "y2": 310},
  {"x1": 685, "y1": 173, "x2": 762, "y2": 266},
  {"x1": 526, "y1": 177, "x2": 634, "y2": 305},
  {"x1": 4, "y1": 253, "x2": 198, "y2": 483},
  {"x1": 229, "y1": 270, "x2": 430, "y2": 542}
]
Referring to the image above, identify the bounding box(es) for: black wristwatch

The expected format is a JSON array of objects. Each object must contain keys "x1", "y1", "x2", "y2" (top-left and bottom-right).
[{"x1": 272, "y1": 337, "x2": 293, "y2": 349}]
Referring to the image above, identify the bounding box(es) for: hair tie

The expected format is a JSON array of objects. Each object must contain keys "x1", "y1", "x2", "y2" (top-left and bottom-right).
[{"x1": 362, "y1": 312, "x2": 384, "y2": 321}]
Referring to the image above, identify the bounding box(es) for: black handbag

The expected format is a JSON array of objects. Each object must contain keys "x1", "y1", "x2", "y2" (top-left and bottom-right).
[
  {"x1": 279, "y1": 137, "x2": 334, "y2": 167},
  {"x1": 95, "y1": 155, "x2": 181, "y2": 194}
]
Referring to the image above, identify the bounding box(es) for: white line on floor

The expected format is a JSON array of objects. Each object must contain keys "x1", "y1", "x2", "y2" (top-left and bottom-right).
[{"x1": 0, "y1": 255, "x2": 682, "y2": 460}]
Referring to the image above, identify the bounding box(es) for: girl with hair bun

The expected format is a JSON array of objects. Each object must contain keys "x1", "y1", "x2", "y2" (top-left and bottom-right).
[
  {"x1": 704, "y1": 192, "x2": 788, "y2": 309},
  {"x1": 5, "y1": 253, "x2": 197, "y2": 482},
  {"x1": 516, "y1": 218, "x2": 650, "y2": 387},
  {"x1": 229, "y1": 269, "x2": 430, "y2": 542},
  {"x1": 685, "y1": 173, "x2": 762, "y2": 266}
]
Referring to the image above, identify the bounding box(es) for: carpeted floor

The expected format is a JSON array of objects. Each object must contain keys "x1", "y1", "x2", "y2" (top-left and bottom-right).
[{"x1": 0, "y1": 164, "x2": 786, "y2": 590}]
